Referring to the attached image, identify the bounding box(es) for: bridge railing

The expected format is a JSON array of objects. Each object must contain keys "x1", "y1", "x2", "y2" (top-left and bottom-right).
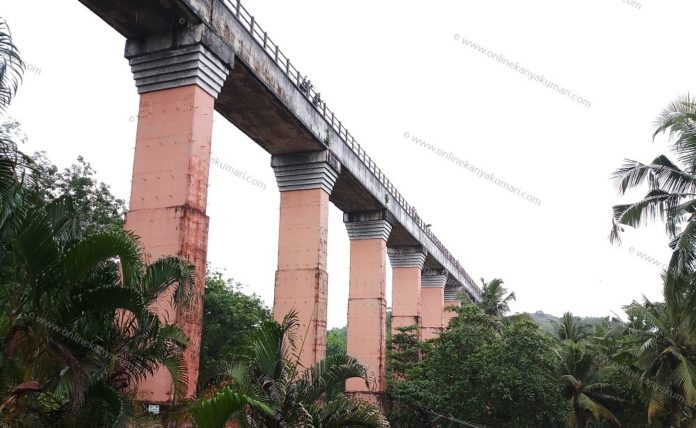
[{"x1": 220, "y1": 0, "x2": 481, "y2": 297}]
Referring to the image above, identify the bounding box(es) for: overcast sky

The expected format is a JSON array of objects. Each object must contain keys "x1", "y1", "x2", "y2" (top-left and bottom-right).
[{"x1": 4, "y1": 0, "x2": 695, "y2": 327}]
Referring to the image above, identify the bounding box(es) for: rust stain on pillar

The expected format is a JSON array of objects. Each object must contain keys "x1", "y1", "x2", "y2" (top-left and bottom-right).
[
  {"x1": 420, "y1": 288, "x2": 445, "y2": 340},
  {"x1": 420, "y1": 272, "x2": 447, "y2": 341},
  {"x1": 344, "y1": 212, "x2": 392, "y2": 409},
  {"x1": 388, "y1": 247, "x2": 427, "y2": 338},
  {"x1": 274, "y1": 188, "x2": 330, "y2": 369},
  {"x1": 125, "y1": 85, "x2": 214, "y2": 403},
  {"x1": 271, "y1": 151, "x2": 339, "y2": 371},
  {"x1": 345, "y1": 240, "x2": 388, "y2": 407}
]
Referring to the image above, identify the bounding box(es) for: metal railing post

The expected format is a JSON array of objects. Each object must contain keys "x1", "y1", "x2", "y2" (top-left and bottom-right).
[{"x1": 217, "y1": 0, "x2": 476, "y2": 294}]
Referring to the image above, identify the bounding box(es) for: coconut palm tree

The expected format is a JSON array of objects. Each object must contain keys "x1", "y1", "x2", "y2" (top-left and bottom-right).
[
  {"x1": 479, "y1": 278, "x2": 515, "y2": 318},
  {"x1": 557, "y1": 312, "x2": 589, "y2": 343},
  {"x1": 558, "y1": 341, "x2": 623, "y2": 427},
  {"x1": 618, "y1": 279, "x2": 696, "y2": 427},
  {"x1": 610, "y1": 94, "x2": 696, "y2": 276},
  {"x1": 191, "y1": 312, "x2": 390, "y2": 428}
]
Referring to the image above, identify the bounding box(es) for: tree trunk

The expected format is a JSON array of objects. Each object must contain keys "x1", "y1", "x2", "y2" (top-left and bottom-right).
[{"x1": 670, "y1": 397, "x2": 681, "y2": 428}]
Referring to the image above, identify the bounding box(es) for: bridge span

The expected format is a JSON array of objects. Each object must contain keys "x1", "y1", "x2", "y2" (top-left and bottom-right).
[{"x1": 77, "y1": 0, "x2": 481, "y2": 408}]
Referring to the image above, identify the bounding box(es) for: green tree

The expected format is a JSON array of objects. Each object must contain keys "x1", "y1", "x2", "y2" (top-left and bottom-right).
[
  {"x1": 558, "y1": 312, "x2": 589, "y2": 343},
  {"x1": 193, "y1": 312, "x2": 389, "y2": 428},
  {"x1": 30, "y1": 152, "x2": 126, "y2": 234},
  {"x1": 0, "y1": 177, "x2": 194, "y2": 425},
  {"x1": 199, "y1": 269, "x2": 271, "y2": 389},
  {"x1": 387, "y1": 306, "x2": 567, "y2": 427},
  {"x1": 618, "y1": 278, "x2": 696, "y2": 427},
  {"x1": 386, "y1": 325, "x2": 428, "y2": 427},
  {"x1": 610, "y1": 94, "x2": 696, "y2": 276},
  {"x1": 557, "y1": 341, "x2": 622, "y2": 427},
  {"x1": 480, "y1": 278, "x2": 516, "y2": 318},
  {"x1": 327, "y1": 326, "x2": 347, "y2": 358},
  {"x1": 326, "y1": 326, "x2": 348, "y2": 400}
]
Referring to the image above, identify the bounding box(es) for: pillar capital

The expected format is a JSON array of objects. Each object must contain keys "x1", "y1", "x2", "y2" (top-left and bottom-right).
[
  {"x1": 387, "y1": 246, "x2": 427, "y2": 269},
  {"x1": 344, "y1": 211, "x2": 392, "y2": 241},
  {"x1": 444, "y1": 287, "x2": 460, "y2": 301},
  {"x1": 127, "y1": 43, "x2": 230, "y2": 98},
  {"x1": 125, "y1": 25, "x2": 234, "y2": 98},
  {"x1": 421, "y1": 269, "x2": 447, "y2": 288},
  {"x1": 272, "y1": 150, "x2": 340, "y2": 194}
]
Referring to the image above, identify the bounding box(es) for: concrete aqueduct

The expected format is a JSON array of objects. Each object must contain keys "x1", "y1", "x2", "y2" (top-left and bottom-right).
[{"x1": 77, "y1": 0, "x2": 482, "y2": 408}]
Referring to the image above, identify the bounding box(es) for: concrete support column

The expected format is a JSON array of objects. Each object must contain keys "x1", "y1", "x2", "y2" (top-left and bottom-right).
[
  {"x1": 443, "y1": 288, "x2": 462, "y2": 330},
  {"x1": 387, "y1": 247, "x2": 427, "y2": 336},
  {"x1": 344, "y1": 211, "x2": 392, "y2": 408},
  {"x1": 420, "y1": 270, "x2": 448, "y2": 340},
  {"x1": 271, "y1": 151, "x2": 340, "y2": 371},
  {"x1": 124, "y1": 42, "x2": 230, "y2": 402}
]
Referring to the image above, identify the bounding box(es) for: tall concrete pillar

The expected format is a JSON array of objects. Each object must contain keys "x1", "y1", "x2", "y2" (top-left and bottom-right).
[
  {"x1": 420, "y1": 270, "x2": 447, "y2": 340},
  {"x1": 443, "y1": 288, "x2": 462, "y2": 330},
  {"x1": 124, "y1": 42, "x2": 230, "y2": 402},
  {"x1": 344, "y1": 211, "x2": 392, "y2": 408},
  {"x1": 271, "y1": 151, "x2": 340, "y2": 370},
  {"x1": 387, "y1": 247, "x2": 427, "y2": 336}
]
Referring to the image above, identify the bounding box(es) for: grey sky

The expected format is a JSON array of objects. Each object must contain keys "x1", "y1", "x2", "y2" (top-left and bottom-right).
[{"x1": 4, "y1": 0, "x2": 694, "y2": 327}]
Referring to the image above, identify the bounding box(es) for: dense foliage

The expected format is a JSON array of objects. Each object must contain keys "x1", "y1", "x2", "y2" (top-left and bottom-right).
[
  {"x1": 190, "y1": 313, "x2": 389, "y2": 428},
  {"x1": 0, "y1": 130, "x2": 195, "y2": 426},
  {"x1": 199, "y1": 270, "x2": 271, "y2": 389},
  {"x1": 387, "y1": 308, "x2": 567, "y2": 427}
]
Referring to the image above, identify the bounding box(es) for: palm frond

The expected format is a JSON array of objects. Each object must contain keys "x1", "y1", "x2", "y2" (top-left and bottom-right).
[
  {"x1": 575, "y1": 393, "x2": 622, "y2": 427},
  {"x1": 670, "y1": 349, "x2": 696, "y2": 406},
  {"x1": 191, "y1": 386, "x2": 272, "y2": 428},
  {"x1": 0, "y1": 18, "x2": 24, "y2": 112},
  {"x1": 309, "y1": 395, "x2": 390, "y2": 428},
  {"x1": 297, "y1": 354, "x2": 368, "y2": 404},
  {"x1": 163, "y1": 353, "x2": 189, "y2": 403},
  {"x1": 140, "y1": 256, "x2": 195, "y2": 308},
  {"x1": 653, "y1": 94, "x2": 696, "y2": 174},
  {"x1": 61, "y1": 230, "x2": 143, "y2": 288}
]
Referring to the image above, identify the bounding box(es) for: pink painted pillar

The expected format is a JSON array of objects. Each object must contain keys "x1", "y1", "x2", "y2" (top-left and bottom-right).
[
  {"x1": 124, "y1": 44, "x2": 229, "y2": 402},
  {"x1": 443, "y1": 288, "x2": 462, "y2": 330},
  {"x1": 420, "y1": 271, "x2": 448, "y2": 340},
  {"x1": 387, "y1": 247, "x2": 427, "y2": 337},
  {"x1": 271, "y1": 151, "x2": 340, "y2": 371},
  {"x1": 344, "y1": 211, "x2": 392, "y2": 408}
]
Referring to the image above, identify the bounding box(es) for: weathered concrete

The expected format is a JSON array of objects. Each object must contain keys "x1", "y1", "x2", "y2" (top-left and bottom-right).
[
  {"x1": 124, "y1": 83, "x2": 216, "y2": 402},
  {"x1": 344, "y1": 211, "x2": 391, "y2": 409},
  {"x1": 420, "y1": 271, "x2": 447, "y2": 340},
  {"x1": 77, "y1": 0, "x2": 481, "y2": 303},
  {"x1": 272, "y1": 151, "x2": 339, "y2": 371},
  {"x1": 388, "y1": 246, "x2": 426, "y2": 336}
]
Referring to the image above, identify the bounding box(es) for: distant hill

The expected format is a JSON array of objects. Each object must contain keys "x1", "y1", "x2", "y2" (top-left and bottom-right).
[{"x1": 522, "y1": 310, "x2": 611, "y2": 337}]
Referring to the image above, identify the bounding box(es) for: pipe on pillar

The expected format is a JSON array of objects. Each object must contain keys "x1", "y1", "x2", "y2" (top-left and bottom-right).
[
  {"x1": 124, "y1": 38, "x2": 231, "y2": 402},
  {"x1": 420, "y1": 270, "x2": 448, "y2": 340},
  {"x1": 271, "y1": 151, "x2": 340, "y2": 371},
  {"x1": 344, "y1": 211, "x2": 392, "y2": 409},
  {"x1": 387, "y1": 246, "x2": 427, "y2": 337}
]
